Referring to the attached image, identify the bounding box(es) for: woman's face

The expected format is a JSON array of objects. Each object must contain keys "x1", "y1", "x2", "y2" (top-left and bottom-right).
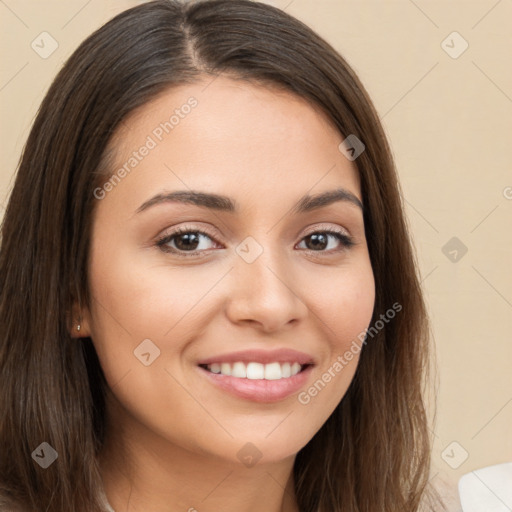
[{"x1": 84, "y1": 75, "x2": 375, "y2": 465}]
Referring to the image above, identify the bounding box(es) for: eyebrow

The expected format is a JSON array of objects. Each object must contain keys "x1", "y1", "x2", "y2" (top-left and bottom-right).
[{"x1": 135, "y1": 187, "x2": 363, "y2": 215}]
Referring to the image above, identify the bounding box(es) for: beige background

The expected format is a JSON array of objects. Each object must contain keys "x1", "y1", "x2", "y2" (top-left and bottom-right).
[{"x1": 1, "y1": 1, "x2": 511, "y2": 509}]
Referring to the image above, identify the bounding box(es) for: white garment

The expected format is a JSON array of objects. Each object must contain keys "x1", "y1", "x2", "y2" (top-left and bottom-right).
[
  {"x1": 97, "y1": 481, "x2": 115, "y2": 512},
  {"x1": 458, "y1": 462, "x2": 512, "y2": 512}
]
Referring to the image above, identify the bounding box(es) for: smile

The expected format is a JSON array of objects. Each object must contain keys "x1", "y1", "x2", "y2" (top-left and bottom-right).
[
  {"x1": 200, "y1": 361, "x2": 306, "y2": 380},
  {"x1": 197, "y1": 363, "x2": 314, "y2": 403}
]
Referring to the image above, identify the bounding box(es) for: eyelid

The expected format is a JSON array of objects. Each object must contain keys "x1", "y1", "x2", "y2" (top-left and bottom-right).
[{"x1": 301, "y1": 222, "x2": 351, "y2": 238}]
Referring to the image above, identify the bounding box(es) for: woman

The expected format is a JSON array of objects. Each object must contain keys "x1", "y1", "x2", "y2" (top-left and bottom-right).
[{"x1": 0, "y1": 1, "x2": 446, "y2": 510}]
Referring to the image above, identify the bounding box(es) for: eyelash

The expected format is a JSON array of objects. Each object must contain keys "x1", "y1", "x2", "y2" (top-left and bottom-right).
[{"x1": 155, "y1": 225, "x2": 355, "y2": 258}]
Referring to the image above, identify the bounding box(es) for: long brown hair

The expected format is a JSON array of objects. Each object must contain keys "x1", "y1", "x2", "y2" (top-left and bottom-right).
[{"x1": 0, "y1": 1, "x2": 445, "y2": 510}]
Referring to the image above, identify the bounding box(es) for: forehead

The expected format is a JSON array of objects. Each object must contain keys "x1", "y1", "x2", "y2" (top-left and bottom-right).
[{"x1": 99, "y1": 75, "x2": 361, "y2": 215}]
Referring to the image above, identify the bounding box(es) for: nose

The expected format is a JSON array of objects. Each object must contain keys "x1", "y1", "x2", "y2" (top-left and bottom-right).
[{"x1": 225, "y1": 245, "x2": 309, "y2": 333}]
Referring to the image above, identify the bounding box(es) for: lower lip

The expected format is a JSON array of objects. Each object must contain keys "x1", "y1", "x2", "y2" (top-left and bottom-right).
[{"x1": 198, "y1": 365, "x2": 314, "y2": 403}]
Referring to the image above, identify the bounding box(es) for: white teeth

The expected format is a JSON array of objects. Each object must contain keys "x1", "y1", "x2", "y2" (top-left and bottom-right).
[
  {"x1": 220, "y1": 362, "x2": 231, "y2": 376},
  {"x1": 232, "y1": 362, "x2": 247, "y2": 378},
  {"x1": 264, "y1": 362, "x2": 282, "y2": 380},
  {"x1": 204, "y1": 361, "x2": 305, "y2": 380},
  {"x1": 246, "y1": 362, "x2": 264, "y2": 380},
  {"x1": 209, "y1": 363, "x2": 221, "y2": 374}
]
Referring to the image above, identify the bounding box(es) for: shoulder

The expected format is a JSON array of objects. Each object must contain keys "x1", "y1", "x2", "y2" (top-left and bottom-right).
[
  {"x1": 458, "y1": 462, "x2": 512, "y2": 512},
  {"x1": 429, "y1": 461, "x2": 512, "y2": 512},
  {"x1": 97, "y1": 482, "x2": 115, "y2": 512}
]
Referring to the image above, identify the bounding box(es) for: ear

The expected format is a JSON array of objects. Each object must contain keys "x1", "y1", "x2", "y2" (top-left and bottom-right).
[{"x1": 68, "y1": 300, "x2": 92, "y2": 338}]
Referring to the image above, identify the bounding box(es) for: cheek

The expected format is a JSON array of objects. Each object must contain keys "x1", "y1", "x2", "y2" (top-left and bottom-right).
[
  {"x1": 295, "y1": 258, "x2": 375, "y2": 412},
  {"x1": 334, "y1": 272, "x2": 375, "y2": 347},
  {"x1": 89, "y1": 228, "x2": 193, "y2": 334},
  {"x1": 306, "y1": 257, "x2": 375, "y2": 349},
  {"x1": 87, "y1": 238, "x2": 226, "y2": 377},
  {"x1": 330, "y1": 263, "x2": 375, "y2": 379},
  {"x1": 86, "y1": 246, "x2": 224, "y2": 447}
]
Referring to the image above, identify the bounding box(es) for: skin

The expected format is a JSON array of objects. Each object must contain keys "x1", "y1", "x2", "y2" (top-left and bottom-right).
[{"x1": 73, "y1": 75, "x2": 375, "y2": 512}]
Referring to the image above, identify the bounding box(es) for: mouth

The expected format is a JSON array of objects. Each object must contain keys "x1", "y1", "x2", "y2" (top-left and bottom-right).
[
  {"x1": 198, "y1": 361, "x2": 312, "y2": 380},
  {"x1": 196, "y1": 348, "x2": 316, "y2": 402},
  {"x1": 197, "y1": 361, "x2": 315, "y2": 403}
]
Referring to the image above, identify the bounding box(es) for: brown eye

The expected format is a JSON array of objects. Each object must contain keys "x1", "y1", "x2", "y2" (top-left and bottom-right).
[
  {"x1": 171, "y1": 231, "x2": 201, "y2": 251},
  {"x1": 156, "y1": 227, "x2": 219, "y2": 256},
  {"x1": 297, "y1": 230, "x2": 354, "y2": 253}
]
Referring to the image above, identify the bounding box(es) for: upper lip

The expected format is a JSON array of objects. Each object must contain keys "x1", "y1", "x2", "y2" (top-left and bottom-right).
[{"x1": 197, "y1": 348, "x2": 316, "y2": 366}]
